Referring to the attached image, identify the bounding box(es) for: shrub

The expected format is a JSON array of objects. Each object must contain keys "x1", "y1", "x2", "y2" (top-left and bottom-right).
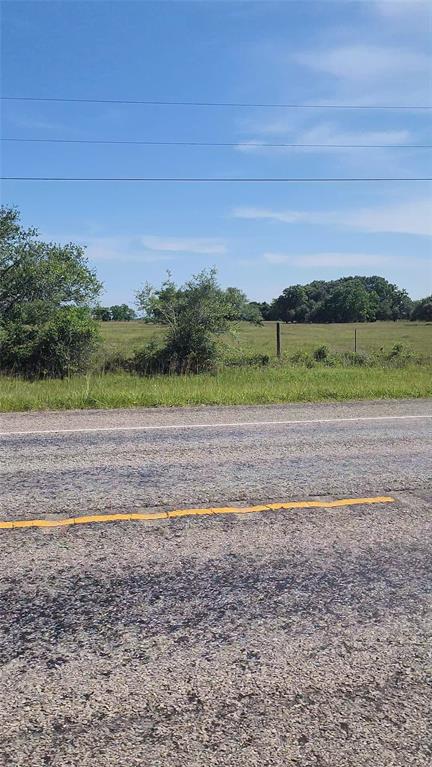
[
  {"x1": 313, "y1": 345, "x2": 330, "y2": 362},
  {"x1": 101, "y1": 351, "x2": 133, "y2": 373},
  {"x1": 135, "y1": 269, "x2": 259, "y2": 375},
  {"x1": 384, "y1": 343, "x2": 416, "y2": 367},
  {"x1": 338, "y1": 351, "x2": 371, "y2": 367},
  {"x1": 132, "y1": 341, "x2": 178, "y2": 375},
  {"x1": 0, "y1": 307, "x2": 99, "y2": 379}
]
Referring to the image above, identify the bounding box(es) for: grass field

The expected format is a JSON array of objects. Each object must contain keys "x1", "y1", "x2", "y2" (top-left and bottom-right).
[
  {"x1": 98, "y1": 320, "x2": 432, "y2": 362},
  {"x1": 1, "y1": 320, "x2": 430, "y2": 412},
  {"x1": 0, "y1": 365, "x2": 431, "y2": 412}
]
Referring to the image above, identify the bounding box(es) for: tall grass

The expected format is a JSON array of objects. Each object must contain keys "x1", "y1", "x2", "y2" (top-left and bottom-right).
[{"x1": 0, "y1": 365, "x2": 430, "y2": 412}]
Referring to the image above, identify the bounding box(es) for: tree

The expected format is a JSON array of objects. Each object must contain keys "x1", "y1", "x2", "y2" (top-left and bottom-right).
[
  {"x1": 315, "y1": 280, "x2": 373, "y2": 323},
  {"x1": 255, "y1": 301, "x2": 275, "y2": 321},
  {"x1": 411, "y1": 296, "x2": 432, "y2": 321},
  {"x1": 93, "y1": 306, "x2": 112, "y2": 321},
  {"x1": 273, "y1": 285, "x2": 309, "y2": 322},
  {"x1": 1, "y1": 209, "x2": 101, "y2": 324},
  {"x1": 224, "y1": 288, "x2": 263, "y2": 324},
  {"x1": 270, "y1": 276, "x2": 413, "y2": 324},
  {"x1": 110, "y1": 303, "x2": 136, "y2": 321},
  {"x1": 0, "y1": 206, "x2": 102, "y2": 378},
  {"x1": 135, "y1": 269, "x2": 257, "y2": 373}
]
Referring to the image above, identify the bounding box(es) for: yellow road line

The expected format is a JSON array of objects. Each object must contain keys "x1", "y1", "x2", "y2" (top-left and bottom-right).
[{"x1": 0, "y1": 496, "x2": 395, "y2": 531}]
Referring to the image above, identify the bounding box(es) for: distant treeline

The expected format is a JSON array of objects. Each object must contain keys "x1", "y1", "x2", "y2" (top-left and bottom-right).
[
  {"x1": 252, "y1": 277, "x2": 432, "y2": 323},
  {"x1": 95, "y1": 277, "x2": 432, "y2": 324},
  {"x1": 93, "y1": 304, "x2": 136, "y2": 321}
]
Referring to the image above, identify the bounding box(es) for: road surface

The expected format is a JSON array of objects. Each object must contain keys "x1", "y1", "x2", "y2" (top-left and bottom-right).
[{"x1": 1, "y1": 399, "x2": 431, "y2": 766}]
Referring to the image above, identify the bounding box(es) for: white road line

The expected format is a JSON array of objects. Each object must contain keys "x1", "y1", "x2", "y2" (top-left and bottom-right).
[{"x1": 0, "y1": 414, "x2": 431, "y2": 436}]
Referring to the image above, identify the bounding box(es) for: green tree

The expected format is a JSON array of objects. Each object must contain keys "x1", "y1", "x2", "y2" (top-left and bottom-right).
[
  {"x1": 255, "y1": 301, "x2": 275, "y2": 321},
  {"x1": 270, "y1": 276, "x2": 413, "y2": 324},
  {"x1": 411, "y1": 296, "x2": 432, "y2": 321},
  {"x1": 315, "y1": 280, "x2": 373, "y2": 323},
  {"x1": 224, "y1": 288, "x2": 263, "y2": 324},
  {"x1": 273, "y1": 285, "x2": 309, "y2": 322},
  {"x1": 0, "y1": 206, "x2": 102, "y2": 378},
  {"x1": 93, "y1": 306, "x2": 112, "y2": 321},
  {"x1": 135, "y1": 269, "x2": 256, "y2": 373},
  {"x1": 110, "y1": 303, "x2": 137, "y2": 321}
]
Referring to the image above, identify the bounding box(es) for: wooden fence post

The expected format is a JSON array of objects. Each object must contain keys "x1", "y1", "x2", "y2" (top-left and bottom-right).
[{"x1": 276, "y1": 322, "x2": 281, "y2": 358}]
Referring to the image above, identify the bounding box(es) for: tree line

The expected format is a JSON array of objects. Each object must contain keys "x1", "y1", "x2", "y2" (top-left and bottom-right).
[
  {"x1": 254, "y1": 276, "x2": 430, "y2": 324},
  {"x1": 94, "y1": 278, "x2": 432, "y2": 326},
  {"x1": 1, "y1": 206, "x2": 430, "y2": 379},
  {"x1": 93, "y1": 304, "x2": 137, "y2": 321}
]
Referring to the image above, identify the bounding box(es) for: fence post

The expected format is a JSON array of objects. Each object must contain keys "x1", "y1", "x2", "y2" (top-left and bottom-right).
[
  {"x1": 354, "y1": 328, "x2": 357, "y2": 354},
  {"x1": 276, "y1": 322, "x2": 281, "y2": 358}
]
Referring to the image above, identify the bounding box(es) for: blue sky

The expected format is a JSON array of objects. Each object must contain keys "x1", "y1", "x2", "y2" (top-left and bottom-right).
[{"x1": 2, "y1": 0, "x2": 432, "y2": 304}]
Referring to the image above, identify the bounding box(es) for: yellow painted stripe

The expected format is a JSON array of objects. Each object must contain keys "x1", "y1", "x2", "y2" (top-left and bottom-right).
[{"x1": 0, "y1": 496, "x2": 394, "y2": 531}]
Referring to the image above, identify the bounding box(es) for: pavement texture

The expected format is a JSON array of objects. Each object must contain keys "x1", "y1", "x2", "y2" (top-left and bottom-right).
[
  {"x1": 1, "y1": 400, "x2": 431, "y2": 766},
  {"x1": 0, "y1": 399, "x2": 431, "y2": 519}
]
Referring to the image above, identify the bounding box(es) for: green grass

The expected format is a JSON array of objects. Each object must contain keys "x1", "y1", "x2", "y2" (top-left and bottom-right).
[
  {"x1": 97, "y1": 320, "x2": 432, "y2": 363},
  {"x1": 0, "y1": 365, "x2": 431, "y2": 412},
  {"x1": 1, "y1": 321, "x2": 430, "y2": 412}
]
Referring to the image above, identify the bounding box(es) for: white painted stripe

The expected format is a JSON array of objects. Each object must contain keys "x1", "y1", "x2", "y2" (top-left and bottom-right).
[{"x1": 0, "y1": 414, "x2": 431, "y2": 437}]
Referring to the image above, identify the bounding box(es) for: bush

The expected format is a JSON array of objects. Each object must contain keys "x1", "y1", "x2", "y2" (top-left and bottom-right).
[
  {"x1": 313, "y1": 345, "x2": 330, "y2": 362},
  {"x1": 0, "y1": 307, "x2": 98, "y2": 379},
  {"x1": 384, "y1": 343, "x2": 416, "y2": 367},
  {"x1": 338, "y1": 351, "x2": 371, "y2": 367},
  {"x1": 132, "y1": 341, "x2": 176, "y2": 375},
  {"x1": 101, "y1": 351, "x2": 133, "y2": 373},
  {"x1": 135, "y1": 269, "x2": 260, "y2": 375}
]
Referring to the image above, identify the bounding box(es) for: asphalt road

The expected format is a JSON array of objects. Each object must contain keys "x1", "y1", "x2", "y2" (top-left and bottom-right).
[
  {"x1": 1, "y1": 400, "x2": 431, "y2": 766},
  {"x1": 1, "y1": 398, "x2": 431, "y2": 519}
]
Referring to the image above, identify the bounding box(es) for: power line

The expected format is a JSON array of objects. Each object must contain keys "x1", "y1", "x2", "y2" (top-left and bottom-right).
[
  {"x1": 2, "y1": 176, "x2": 431, "y2": 182},
  {"x1": 2, "y1": 96, "x2": 432, "y2": 110},
  {"x1": 3, "y1": 137, "x2": 432, "y2": 149}
]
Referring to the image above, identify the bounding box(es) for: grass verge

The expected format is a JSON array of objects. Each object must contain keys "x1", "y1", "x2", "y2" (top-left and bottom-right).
[{"x1": 0, "y1": 365, "x2": 431, "y2": 412}]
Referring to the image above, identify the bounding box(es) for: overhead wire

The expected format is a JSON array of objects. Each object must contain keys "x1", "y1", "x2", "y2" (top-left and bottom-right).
[
  {"x1": 3, "y1": 176, "x2": 431, "y2": 183},
  {"x1": 2, "y1": 96, "x2": 432, "y2": 110},
  {"x1": 3, "y1": 137, "x2": 432, "y2": 149}
]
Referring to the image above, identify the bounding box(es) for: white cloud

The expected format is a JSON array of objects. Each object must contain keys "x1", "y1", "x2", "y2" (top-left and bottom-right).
[
  {"x1": 48, "y1": 234, "x2": 227, "y2": 262},
  {"x1": 346, "y1": 197, "x2": 432, "y2": 236},
  {"x1": 294, "y1": 44, "x2": 430, "y2": 82},
  {"x1": 140, "y1": 236, "x2": 226, "y2": 255},
  {"x1": 233, "y1": 196, "x2": 432, "y2": 237},
  {"x1": 232, "y1": 207, "x2": 309, "y2": 224},
  {"x1": 291, "y1": 41, "x2": 431, "y2": 107},
  {"x1": 263, "y1": 252, "x2": 391, "y2": 268},
  {"x1": 82, "y1": 237, "x2": 172, "y2": 263},
  {"x1": 234, "y1": 124, "x2": 414, "y2": 157}
]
